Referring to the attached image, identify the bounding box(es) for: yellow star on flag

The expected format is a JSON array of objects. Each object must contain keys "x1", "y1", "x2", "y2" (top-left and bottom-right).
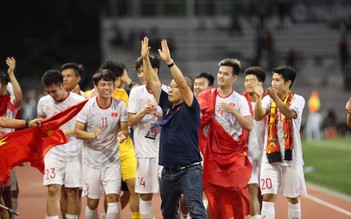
[{"x1": 0, "y1": 137, "x2": 8, "y2": 147}]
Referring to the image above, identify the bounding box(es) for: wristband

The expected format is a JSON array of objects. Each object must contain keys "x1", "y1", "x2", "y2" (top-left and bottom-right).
[
  {"x1": 167, "y1": 62, "x2": 175, "y2": 68},
  {"x1": 25, "y1": 119, "x2": 30, "y2": 128}
]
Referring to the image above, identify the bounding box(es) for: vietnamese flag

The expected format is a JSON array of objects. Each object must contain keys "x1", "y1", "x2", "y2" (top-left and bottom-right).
[
  {"x1": 40, "y1": 99, "x2": 88, "y2": 132},
  {"x1": 0, "y1": 99, "x2": 88, "y2": 183}
]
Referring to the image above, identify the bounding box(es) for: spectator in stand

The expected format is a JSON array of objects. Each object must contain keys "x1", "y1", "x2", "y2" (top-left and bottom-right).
[
  {"x1": 323, "y1": 109, "x2": 338, "y2": 138},
  {"x1": 339, "y1": 33, "x2": 350, "y2": 91}
]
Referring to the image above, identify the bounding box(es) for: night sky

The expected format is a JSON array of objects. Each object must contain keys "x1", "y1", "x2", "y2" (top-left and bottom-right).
[{"x1": 0, "y1": 0, "x2": 103, "y2": 90}]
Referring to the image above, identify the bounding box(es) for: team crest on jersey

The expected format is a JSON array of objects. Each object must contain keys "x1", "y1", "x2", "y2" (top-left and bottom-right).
[{"x1": 111, "y1": 112, "x2": 118, "y2": 117}]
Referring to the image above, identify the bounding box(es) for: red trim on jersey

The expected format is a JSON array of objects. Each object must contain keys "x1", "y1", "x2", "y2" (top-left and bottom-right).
[
  {"x1": 56, "y1": 92, "x2": 70, "y2": 103},
  {"x1": 96, "y1": 96, "x2": 112, "y2": 109},
  {"x1": 0, "y1": 94, "x2": 11, "y2": 116},
  {"x1": 146, "y1": 85, "x2": 153, "y2": 94},
  {"x1": 217, "y1": 89, "x2": 233, "y2": 98}
]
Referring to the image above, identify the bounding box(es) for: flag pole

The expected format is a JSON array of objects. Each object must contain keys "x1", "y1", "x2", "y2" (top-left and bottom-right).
[
  {"x1": 0, "y1": 203, "x2": 19, "y2": 216},
  {"x1": 0, "y1": 184, "x2": 18, "y2": 216}
]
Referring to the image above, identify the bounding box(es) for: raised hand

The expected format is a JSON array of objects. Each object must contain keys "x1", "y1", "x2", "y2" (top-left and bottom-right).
[
  {"x1": 6, "y1": 57, "x2": 16, "y2": 75},
  {"x1": 141, "y1": 36, "x2": 151, "y2": 59},
  {"x1": 252, "y1": 83, "x2": 264, "y2": 98},
  {"x1": 158, "y1": 39, "x2": 172, "y2": 64},
  {"x1": 346, "y1": 98, "x2": 351, "y2": 112}
]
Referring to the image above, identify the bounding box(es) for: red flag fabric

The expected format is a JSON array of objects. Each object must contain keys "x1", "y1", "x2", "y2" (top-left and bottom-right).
[
  {"x1": 29, "y1": 129, "x2": 69, "y2": 174},
  {"x1": 0, "y1": 127, "x2": 68, "y2": 183},
  {"x1": 0, "y1": 99, "x2": 88, "y2": 183},
  {"x1": 41, "y1": 99, "x2": 88, "y2": 132},
  {"x1": 0, "y1": 94, "x2": 15, "y2": 117},
  {"x1": 197, "y1": 88, "x2": 251, "y2": 219}
]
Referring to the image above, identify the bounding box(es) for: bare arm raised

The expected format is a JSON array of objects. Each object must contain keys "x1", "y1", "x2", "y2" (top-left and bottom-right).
[
  {"x1": 6, "y1": 57, "x2": 23, "y2": 108},
  {"x1": 141, "y1": 37, "x2": 162, "y2": 103},
  {"x1": 346, "y1": 98, "x2": 351, "y2": 128},
  {"x1": 252, "y1": 83, "x2": 267, "y2": 121},
  {"x1": 158, "y1": 39, "x2": 194, "y2": 107}
]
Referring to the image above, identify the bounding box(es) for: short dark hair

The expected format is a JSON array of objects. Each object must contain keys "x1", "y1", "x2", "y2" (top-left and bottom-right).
[
  {"x1": 218, "y1": 58, "x2": 241, "y2": 75},
  {"x1": 134, "y1": 55, "x2": 161, "y2": 71},
  {"x1": 244, "y1": 66, "x2": 266, "y2": 83},
  {"x1": 41, "y1": 70, "x2": 63, "y2": 87},
  {"x1": 272, "y1": 66, "x2": 296, "y2": 88},
  {"x1": 92, "y1": 69, "x2": 115, "y2": 86},
  {"x1": 61, "y1": 63, "x2": 83, "y2": 77},
  {"x1": 100, "y1": 61, "x2": 126, "y2": 78},
  {"x1": 0, "y1": 70, "x2": 10, "y2": 86},
  {"x1": 195, "y1": 72, "x2": 215, "y2": 86}
]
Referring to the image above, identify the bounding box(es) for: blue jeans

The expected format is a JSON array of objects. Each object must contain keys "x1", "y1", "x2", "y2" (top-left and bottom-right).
[{"x1": 160, "y1": 165, "x2": 207, "y2": 219}]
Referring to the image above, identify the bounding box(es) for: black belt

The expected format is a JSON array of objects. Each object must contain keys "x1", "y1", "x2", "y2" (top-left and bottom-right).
[{"x1": 163, "y1": 162, "x2": 201, "y2": 172}]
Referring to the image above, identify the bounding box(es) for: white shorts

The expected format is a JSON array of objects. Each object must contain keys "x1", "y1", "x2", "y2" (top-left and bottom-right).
[
  {"x1": 260, "y1": 163, "x2": 307, "y2": 198},
  {"x1": 135, "y1": 158, "x2": 161, "y2": 194},
  {"x1": 82, "y1": 163, "x2": 121, "y2": 199},
  {"x1": 248, "y1": 159, "x2": 260, "y2": 185},
  {"x1": 5, "y1": 169, "x2": 17, "y2": 191},
  {"x1": 43, "y1": 157, "x2": 82, "y2": 188}
]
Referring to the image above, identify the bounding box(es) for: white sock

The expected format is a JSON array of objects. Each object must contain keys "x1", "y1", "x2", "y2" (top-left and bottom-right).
[
  {"x1": 251, "y1": 215, "x2": 262, "y2": 219},
  {"x1": 85, "y1": 206, "x2": 98, "y2": 219},
  {"x1": 106, "y1": 202, "x2": 119, "y2": 219},
  {"x1": 203, "y1": 199, "x2": 208, "y2": 210},
  {"x1": 288, "y1": 202, "x2": 301, "y2": 219},
  {"x1": 261, "y1": 201, "x2": 275, "y2": 219},
  {"x1": 46, "y1": 216, "x2": 59, "y2": 219},
  {"x1": 140, "y1": 199, "x2": 153, "y2": 219},
  {"x1": 66, "y1": 214, "x2": 78, "y2": 219}
]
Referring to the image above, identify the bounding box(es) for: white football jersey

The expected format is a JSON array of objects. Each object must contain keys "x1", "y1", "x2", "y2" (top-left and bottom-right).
[
  {"x1": 37, "y1": 92, "x2": 85, "y2": 161},
  {"x1": 76, "y1": 97, "x2": 128, "y2": 167},
  {"x1": 261, "y1": 94, "x2": 305, "y2": 166},
  {"x1": 247, "y1": 101, "x2": 265, "y2": 166},
  {"x1": 214, "y1": 91, "x2": 251, "y2": 141},
  {"x1": 128, "y1": 85, "x2": 167, "y2": 158},
  {"x1": 251, "y1": 101, "x2": 266, "y2": 147}
]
